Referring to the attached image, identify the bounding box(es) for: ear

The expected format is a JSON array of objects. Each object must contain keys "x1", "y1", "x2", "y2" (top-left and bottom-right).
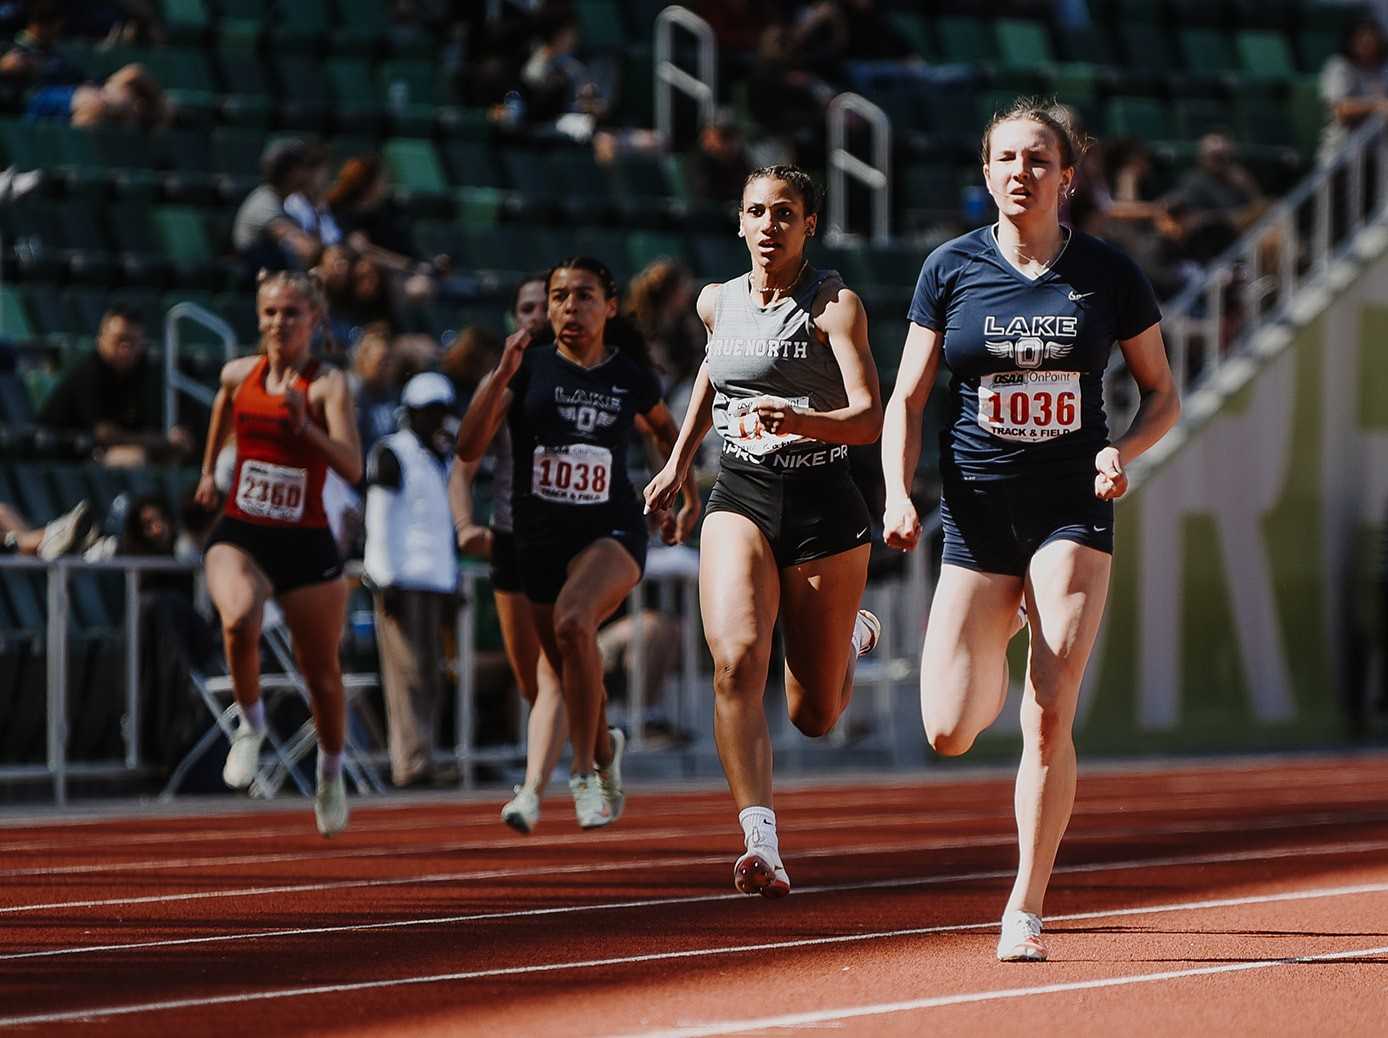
[
  {"x1": 737, "y1": 227, "x2": 745, "y2": 238},
  {"x1": 805, "y1": 214, "x2": 817, "y2": 239}
]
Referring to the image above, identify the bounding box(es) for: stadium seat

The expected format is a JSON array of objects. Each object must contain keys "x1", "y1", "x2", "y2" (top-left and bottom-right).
[
  {"x1": 995, "y1": 19, "x2": 1055, "y2": 69},
  {"x1": 1106, "y1": 96, "x2": 1173, "y2": 141},
  {"x1": 576, "y1": 0, "x2": 627, "y2": 51},
  {"x1": 1235, "y1": 30, "x2": 1298, "y2": 81},
  {"x1": 0, "y1": 287, "x2": 36, "y2": 341},
  {"x1": 934, "y1": 16, "x2": 998, "y2": 65},
  {"x1": 887, "y1": 11, "x2": 932, "y2": 61}
]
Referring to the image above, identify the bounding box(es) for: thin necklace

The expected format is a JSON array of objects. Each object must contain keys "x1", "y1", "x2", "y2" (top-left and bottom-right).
[{"x1": 752, "y1": 257, "x2": 809, "y2": 304}]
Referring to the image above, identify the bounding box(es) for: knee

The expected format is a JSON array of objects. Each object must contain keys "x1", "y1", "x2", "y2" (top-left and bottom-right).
[
  {"x1": 1023, "y1": 698, "x2": 1073, "y2": 760},
  {"x1": 788, "y1": 700, "x2": 837, "y2": 738},
  {"x1": 709, "y1": 643, "x2": 765, "y2": 701},
  {"x1": 221, "y1": 608, "x2": 258, "y2": 647},
  {"x1": 553, "y1": 609, "x2": 596, "y2": 653}
]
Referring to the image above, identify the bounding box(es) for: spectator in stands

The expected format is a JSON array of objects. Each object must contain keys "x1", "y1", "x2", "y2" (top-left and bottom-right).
[
  {"x1": 745, "y1": 23, "x2": 834, "y2": 160},
  {"x1": 363, "y1": 371, "x2": 461, "y2": 787},
  {"x1": 625, "y1": 258, "x2": 703, "y2": 394},
  {"x1": 285, "y1": 142, "x2": 344, "y2": 250},
  {"x1": 0, "y1": 0, "x2": 79, "y2": 86},
  {"x1": 0, "y1": 498, "x2": 92, "y2": 560},
  {"x1": 694, "y1": 0, "x2": 779, "y2": 53},
  {"x1": 350, "y1": 323, "x2": 402, "y2": 461},
  {"x1": 1320, "y1": 15, "x2": 1388, "y2": 164},
  {"x1": 520, "y1": 11, "x2": 608, "y2": 126},
  {"x1": 37, "y1": 306, "x2": 196, "y2": 466},
  {"x1": 686, "y1": 109, "x2": 752, "y2": 212},
  {"x1": 440, "y1": 325, "x2": 501, "y2": 404},
  {"x1": 23, "y1": 61, "x2": 168, "y2": 129},
  {"x1": 232, "y1": 138, "x2": 322, "y2": 276},
  {"x1": 341, "y1": 254, "x2": 399, "y2": 334},
  {"x1": 1162, "y1": 131, "x2": 1268, "y2": 265},
  {"x1": 317, "y1": 242, "x2": 360, "y2": 346}
]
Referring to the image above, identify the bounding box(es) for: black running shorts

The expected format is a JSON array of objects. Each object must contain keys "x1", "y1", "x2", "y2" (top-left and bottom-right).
[
  {"x1": 705, "y1": 455, "x2": 871, "y2": 568},
  {"x1": 489, "y1": 527, "x2": 523, "y2": 594},
  {"x1": 205, "y1": 515, "x2": 343, "y2": 595},
  {"x1": 939, "y1": 472, "x2": 1114, "y2": 577},
  {"x1": 515, "y1": 521, "x2": 648, "y2": 605}
]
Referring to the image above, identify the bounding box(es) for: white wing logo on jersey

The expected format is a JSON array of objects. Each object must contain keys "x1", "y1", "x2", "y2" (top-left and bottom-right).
[{"x1": 986, "y1": 336, "x2": 1074, "y2": 370}]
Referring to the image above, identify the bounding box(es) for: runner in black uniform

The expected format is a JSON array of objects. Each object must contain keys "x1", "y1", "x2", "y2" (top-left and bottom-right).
[
  {"x1": 881, "y1": 99, "x2": 1180, "y2": 961},
  {"x1": 645, "y1": 166, "x2": 884, "y2": 898},
  {"x1": 457, "y1": 256, "x2": 699, "y2": 829}
]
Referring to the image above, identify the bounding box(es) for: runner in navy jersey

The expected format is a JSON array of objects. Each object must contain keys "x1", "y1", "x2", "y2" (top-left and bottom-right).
[
  {"x1": 881, "y1": 100, "x2": 1180, "y2": 961},
  {"x1": 645, "y1": 165, "x2": 884, "y2": 898},
  {"x1": 457, "y1": 257, "x2": 700, "y2": 829}
]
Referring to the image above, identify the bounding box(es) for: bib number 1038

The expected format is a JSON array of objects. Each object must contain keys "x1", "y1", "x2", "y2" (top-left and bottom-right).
[
  {"x1": 532, "y1": 444, "x2": 612, "y2": 505},
  {"x1": 977, "y1": 371, "x2": 1081, "y2": 443}
]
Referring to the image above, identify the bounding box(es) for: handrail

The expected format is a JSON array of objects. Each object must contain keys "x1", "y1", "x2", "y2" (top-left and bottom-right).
[
  {"x1": 826, "y1": 92, "x2": 892, "y2": 245},
  {"x1": 654, "y1": 5, "x2": 717, "y2": 146},
  {"x1": 164, "y1": 301, "x2": 239, "y2": 435}
]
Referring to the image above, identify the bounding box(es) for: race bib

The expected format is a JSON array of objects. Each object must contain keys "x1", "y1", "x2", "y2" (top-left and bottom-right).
[
  {"x1": 724, "y1": 395, "x2": 810, "y2": 456},
  {"x1": 532, "y1": 443, "x2": 612, "y2": 505},
  {"x1": 236, "y1": 459, "x2": 307, "y2": 522},
  {"x1": 977, "y1": 371, "x2": 1081, "y2": 443}
]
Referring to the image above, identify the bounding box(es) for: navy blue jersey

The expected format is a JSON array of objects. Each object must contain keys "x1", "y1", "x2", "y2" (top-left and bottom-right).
[
  {"x1": 506, "y1": 344, "x2": 662, "y2": 538},
  {"x1": 908, "y1": 225, "x2": 1161, "y2": 482}
]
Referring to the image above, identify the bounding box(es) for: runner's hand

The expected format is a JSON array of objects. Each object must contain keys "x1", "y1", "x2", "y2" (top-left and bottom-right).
[
  {"x1": 1094, "y1": 446, "x2": 1128, "y2": 500},
  {"x1": 882, "y1": 495, "x2": 922, "y2": 551},
  {"x1": 643, "y1": 462, "x2": 684, "y2": 515},
  {"x1": 193, "y1": 473, "x2": 220, "y2": 510},
  {"x1": 750, "y1": 395, "x2": 799, "y2": 437},
  {"x1": 497, "y1": 328, "x2": 532, "y2": 380},
  {"x1": 283, "y1": 386, "x2": 307, "y2": 435},
  {"x1": 672, "y1": 495, "x2": 702, "y2": 545}
]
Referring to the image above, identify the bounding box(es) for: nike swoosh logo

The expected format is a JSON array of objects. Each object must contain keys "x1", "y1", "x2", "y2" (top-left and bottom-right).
[
  {"x1": 1068, "y1": 290, "x2": 1094, "y2": 301},
  {"x1": 1091, "y1": 525, "x2": 1108, "y2": 533},
  {"x1": 856, "y1": 527, "x2": 869, "y2": 538}
]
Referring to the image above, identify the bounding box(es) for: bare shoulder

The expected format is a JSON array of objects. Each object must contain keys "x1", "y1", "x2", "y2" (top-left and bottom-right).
[
  {"x1": 220, "y1": 354, "x2": 260, "y2": 391},
  {"x1": 695, "y1": 282, "x2": 721, "y2": 332},
  {"x1": 811, "y1": 276, "x2": 865, "y2": 333},
  {"x1": 309, "y1": 363, "x2": 349, "y2": 401}
]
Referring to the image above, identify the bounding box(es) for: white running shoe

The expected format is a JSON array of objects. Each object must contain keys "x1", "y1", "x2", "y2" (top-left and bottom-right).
[
  {"x1": 569, "y1": 773, "x2": 612, "y2": 829},
  {"x1": 733, "y1": 828, "x2": 791, "y2": 898},
  {"x1": 37, "y1": 500, "x2": 93, "y2": 561},
  {"x1": 501, "y1": 785, "x2": 541, "y2": 834},
  {"x1": 854, "y1": 609, "x2": 881, "y2": 657},
  {"x1": 222, "y1": 725, "x2": 265, "y2": 790},
  {"x1": 314, "y1": 772, "x2": 349, "y2": 837},
  {"x1": 997, "y1": 909, "x2": 1047, "y2": 961},
  {"x1": 595, "y1": 727, "x2": 625, "y2": 822}
]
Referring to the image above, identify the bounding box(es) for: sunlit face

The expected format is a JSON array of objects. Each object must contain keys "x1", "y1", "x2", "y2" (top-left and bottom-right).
[
  {"x1": 513, "y1": 279, "x2": 548, "y2": 335},
  {"x1": 738, "y1": 177, "x2": 815, "y2": 269},
  {"x1": 983, "y1": 118, "x2": 1073, "y2": 222},
  {"x1": 547, "y1": 268, "x2": 616, "y2": 350},
  {"x1": 97, "y1": 315, "x2": 145, "y2": 374},
  {"x1": 257, "y1": 282, "x2": 318, "y2": 359}
]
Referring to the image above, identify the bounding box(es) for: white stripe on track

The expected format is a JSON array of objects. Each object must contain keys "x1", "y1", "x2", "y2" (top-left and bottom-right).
[
  {"x1": 2, "y1": 881, "x2": 1386, "y2": 1029},
  {"x1": 4, "y1": 836, "x2": 1388, "y2": 963}
]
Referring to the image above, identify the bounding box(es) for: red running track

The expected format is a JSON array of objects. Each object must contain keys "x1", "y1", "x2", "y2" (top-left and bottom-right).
[{"x1": 1, "y1": 755, "x2": 1386, "y2": 1036}]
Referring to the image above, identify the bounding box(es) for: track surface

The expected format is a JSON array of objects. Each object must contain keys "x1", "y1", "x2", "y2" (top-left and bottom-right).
[{"x1": 2, "y1": 756, "x2": 1386, "y2": 1036}]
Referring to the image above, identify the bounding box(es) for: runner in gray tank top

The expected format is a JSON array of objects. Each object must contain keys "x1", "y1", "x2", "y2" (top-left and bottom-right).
[
  {"x1": 450, "y1": 274, "x2": 566, "y2": 834},
  {"x1": 645, "y1": 165, "x2": 885, "y2": 898}
]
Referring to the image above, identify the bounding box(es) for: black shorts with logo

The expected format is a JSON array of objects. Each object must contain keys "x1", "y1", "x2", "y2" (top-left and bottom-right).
[
  {"x1": 515, "y1": 518, "x2": 648, "y2": 605},
  {"x1": 939, "y1": 472, "x2": 1114, "y2": 577},
  {"x1": 489, "y1": 527, "x2": 523, "y2": 594},
  {"x1": 205, "y1": 515, "x2": 343, "y2": 595},
  {"x1": 706, "y1": 451, "x2": 872, "y2": 568}
]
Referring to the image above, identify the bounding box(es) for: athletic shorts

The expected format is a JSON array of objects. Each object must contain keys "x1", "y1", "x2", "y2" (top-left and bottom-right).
[
  {"x1": 515, "y1": 521, "x2": 647, "y2": 605},
  {"x1": 706, "y1": 455, "x2": 872, "y2": 568},
  {"x1": 489, "y1": 527, "x2": 523, "y2": 594},
  {"x1": 205, "y1": 515, "x2": 343, "y2": 596},
  {"x1": 939, "y1": 472, "x2": 1114, "y2": 577}
]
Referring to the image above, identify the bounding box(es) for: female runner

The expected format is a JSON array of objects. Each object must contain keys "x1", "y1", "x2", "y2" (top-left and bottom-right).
[{"x1": 881, "y1": 99, "x2": 1180, "y2": 960}]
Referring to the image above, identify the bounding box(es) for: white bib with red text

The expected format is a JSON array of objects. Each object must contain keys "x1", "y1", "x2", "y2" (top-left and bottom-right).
[
  {"x1": 531, "y1": 444, "x2": 612, "y2": 505},
  {"x1": 977, "y1": 371, "x2": 1082, "y2": 443},
  {"x1": 236, "y1": 459, "x2": 307, "y2": 522},
  {"x1": 724, "y1": 394, "x2": 810, "y2": 456}
]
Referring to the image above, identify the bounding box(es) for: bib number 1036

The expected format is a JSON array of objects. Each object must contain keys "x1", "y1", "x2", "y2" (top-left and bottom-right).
[
  {"x1": 532, "y1": 444, "x2": 612, "y2": 505},
  {"x1": 977, "y1": 371, "x2": 1081, "y2": 443}
]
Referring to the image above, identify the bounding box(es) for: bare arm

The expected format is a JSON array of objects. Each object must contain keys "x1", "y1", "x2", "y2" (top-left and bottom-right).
[
  {"x1": 880, "y1": 322, "x2": 943, "y2": 551},
  {"x1": 642, "y1": 284, "x2": 718, "y2": 513},
  {"x1": 448, "y1": 456, "x2": 493, "y2": 559},
  {"x1": 302, "y1": 367, "x2": 363, "y2": 483},
  {"x1": 456, "y1": 329, "x2": 529, "y2": 462},
  {"x1": 1095, "y1": 321, "x2": 1181, "y2": 500},
  {"x1": 638, "y1": 402, "x2": 702, "y2": 543},
  {"x1": 194, "y1": 357, "x2": 257, "y2": 508}
]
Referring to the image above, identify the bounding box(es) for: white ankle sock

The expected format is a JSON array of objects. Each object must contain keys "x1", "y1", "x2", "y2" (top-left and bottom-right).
[
  {"x1": 317, "y1": 751, "x2": 343, "y2": 781},
  {"x1": 238, "y1": 700, "x2": 266, "y2": 733},
  {"x1": 851, "y1": 616, "x2": 868, "y2": 656},
  {"x1": 738, "y1": 806, "x2": 778, "y2": 846}
]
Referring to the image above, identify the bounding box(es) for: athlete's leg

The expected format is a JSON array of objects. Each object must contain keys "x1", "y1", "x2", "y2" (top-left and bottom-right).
[
  {"x1": 495, "y1": 589, "x2": 566, "y2": 794},
  {"x1": 1006, "y1": 539, "x2": 1111, "y2": 917},
  {"x1": 920, "y1": 564, "x2": 1026, "y2": 756},
  {"x1": 277, "y1": 577, "x2": 350, "y2": 756},
  {"x1": 532, "y1": 539, "x2": 640, "y2": 775},
  {"x1": 777, "y1": 543, "x2": 871, "y2": 737},
  {"x1": 700, "y1": 512, "x2": 781, "y2": 809},
  {"x1": 205, "y1": 543, "x2": 273, "y2": 715}
]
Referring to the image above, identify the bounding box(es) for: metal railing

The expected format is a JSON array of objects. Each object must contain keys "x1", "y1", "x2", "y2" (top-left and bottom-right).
[
  {"x1": 827, "y1": 92, "x2": 893, "y2": 245},
  {"x1": 654, "y1": 5, "x2": 717, "y2": 146},
  {"x1": 164, "y1": 301, "x2": 239, "y2": 436}
]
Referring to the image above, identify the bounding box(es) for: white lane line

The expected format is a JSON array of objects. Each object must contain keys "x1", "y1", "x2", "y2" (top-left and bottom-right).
[
  {"x1": 618, "y1": 941, "x2": 1388, "y2": 1038},
  {"x1": 3, "y1": 808, "x2": 1386, "y2": 917},
  {"x1": 4, "y1": 836, "x2": 1388, "y2": 963},
  {"x1": 2, "y1": 881, "x2": 1387, "y2": 1029}
]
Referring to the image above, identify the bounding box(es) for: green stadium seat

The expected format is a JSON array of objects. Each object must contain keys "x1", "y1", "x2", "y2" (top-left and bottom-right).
[
  {"x1": 1179, "y1": 27, "x2": 1240, "y2": 75},
  {"x1": 887, "y1": 12, "x2": 932, "y2": 61},
  {"x1": 610, "y1": 152, "x2": 679, "y2": 223},
  {"x1": 455, "y1": 186, "x2": 504, "y2": 227},
  {"x1": 382, "y1": 138, "x2": 449, "y2": 195},
  {"x1": 153, "y1": 206, "x2": 215, "y2": 270},
  {"x1": 1117, "y1": 21, "x2": 1174, "y2": 75},
  {"x1": 325, "y1": 56, "x2": 383, "y2": 124},
  {"x1": 995, "y1": 19, "x2": 1055, "y2": 69},
  {"x1": 1175, "y1": 97, "x2": 1234, "y2": 141},
  {"x1": 273, "y1": 0, "x2": 331, "y2": 48},
  {"x1": 440, "y1": 141, "x2": 508, "y2": 191},
  {"x1": 576, "y1": 0, "x2": 627, "y2": 51},
  {"x1": 0, "y1": 286, "x2": 35, "y2": 340},
  {"x1": 625, "y1": 231, "x2": 688, "y2": 274},
  {"x1": 1106, "y1": 96, "x2": 1173, "y2": 140},
  {"x1": 1236, "y1": 30, "x2": 1298, "y2": 80},
  {"x1": 934, "y1": 16, "x2": 998, "y2": 65},
  {"x1": 162, "y1": 0, "x2": 210, "y2": 42},
  {"x1": 502, "y1": 148, "x2": 616, "y2": 221}
]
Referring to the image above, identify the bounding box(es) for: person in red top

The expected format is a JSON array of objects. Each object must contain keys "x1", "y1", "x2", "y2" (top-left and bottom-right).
[{"x1": 194, "y1": 270, "x2": 363, "y2": 835}]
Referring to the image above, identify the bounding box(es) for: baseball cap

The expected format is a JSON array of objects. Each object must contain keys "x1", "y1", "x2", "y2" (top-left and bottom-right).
[{"x1": 400, "y1": 371, "x2": 456, "y2": 409}]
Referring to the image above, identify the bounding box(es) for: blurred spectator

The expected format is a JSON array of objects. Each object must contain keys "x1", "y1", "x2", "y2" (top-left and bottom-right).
[
  {"x1": 745, "y1": 23, "x2": 834, "y2": 159},
  {"x1": 284, "y1": 143, "x2": 344, "y2": 249},
  {"x1": 0, "y1": 498, "x2": 92, "y2": 560},
  {"x1": 350, "y1": 323, "x2": 402, "y2": 460},
  {"x1": 232, "y1": 138, "x2": 322, "y2": 275},
  {"x1": 342, "y1": 254, "x2": 398, "y2": 333},
  {"x1": 686, "y1": 109, "x2": 752, "y2": 212},
  {"x1": 1320, "y1": 16, "x2": 1388, "y2": 164},
  {"x1": 625, "y1": 258, "x2": 703, "y2": 394},
  {"x1": 694, "y1": 0, "x2": 781, "y2": 52},
  {"x1": 24, "y1": 62, "x2": 168, "y2": 128},
  {"x1": 440, "y1": 325, "x2": 501, "y2": 402},
  {"x1": 520, "y1": 11, "x2": 608, "y2": 126},
  {"x1": 597, "y1": 606, "x2": 686, "y2": 746},
  {"x1": 37, "y1": 306, "x2": 196, "y2": 466},
  {"x1": 0, "y1": 0, "x2": 80, "y2": 86},
  {"x1": 363, "y1": 372, "x2": 460, "y2": 787},
  {"x1": 1162, "y1": 132, "x2": 1268, "y2": 264},
  {"x1": 317, "y1": 242, "x2": 360, "y2": 347}
]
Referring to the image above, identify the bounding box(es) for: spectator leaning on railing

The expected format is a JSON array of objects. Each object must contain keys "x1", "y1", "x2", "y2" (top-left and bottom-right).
[{"x1": 232, "y1": 138, "x2": 323, "y2": 276}]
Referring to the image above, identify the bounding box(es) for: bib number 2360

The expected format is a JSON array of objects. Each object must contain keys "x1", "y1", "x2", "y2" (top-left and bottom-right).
[
  {"x1": 236, "y1": 460, "x2": 307, "y2": 522},
  {"x1": 977, "y1": 371, "x2": 1081, "y2": 443},
  {"x1": 532, "y1": 444, "x2": 612, "y2": 505}
]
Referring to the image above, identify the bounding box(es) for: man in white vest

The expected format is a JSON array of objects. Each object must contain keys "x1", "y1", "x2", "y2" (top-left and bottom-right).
[{"x1": 363, "y1": 372, "x2": 460, "y2": 787}]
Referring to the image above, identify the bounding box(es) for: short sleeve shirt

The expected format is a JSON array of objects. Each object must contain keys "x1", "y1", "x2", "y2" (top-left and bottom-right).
[
  {"x1": 908, "y1": 225, "x2": 1161, "y2": 482},
  {"x1": 232, "y1": 185, "x2": 289, "y2": 253}
]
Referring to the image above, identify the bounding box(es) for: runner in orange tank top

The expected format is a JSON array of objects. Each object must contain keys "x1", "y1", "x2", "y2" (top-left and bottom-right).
[{"x1": 194, "y1": 270, "x2": 363, "y2": 836}]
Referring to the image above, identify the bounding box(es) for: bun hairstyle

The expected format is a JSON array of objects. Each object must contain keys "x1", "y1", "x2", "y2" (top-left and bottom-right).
[
  {"x1": 742, "y1": 164, "x2": 823, "y2": 217},
  {"x1": 979, "y1": 96, "x2": 1092, "y2": 171},
  {"x1": 256, "y1": 267, "x2": 340, "y2": 357}
]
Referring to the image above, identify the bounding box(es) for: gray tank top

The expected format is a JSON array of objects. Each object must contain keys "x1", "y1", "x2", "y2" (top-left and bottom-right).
[
  {"x1": 707, "y1": 267, "x2": 851, "y2": 468},
  {"x1": 486, "y1": 422, "x2": 514, "y2": 533}
]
